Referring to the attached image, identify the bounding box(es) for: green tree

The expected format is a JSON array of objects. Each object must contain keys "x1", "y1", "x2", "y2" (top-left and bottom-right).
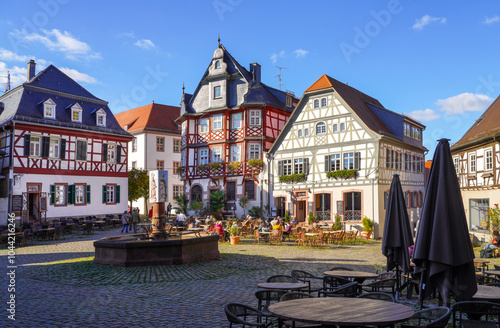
[
  {"x1": 209, "y1": 190, "x2": 226, "y2": 218},
  {"x1": 174, "y1": 194, "x2": 189, "y2": 214},
  {"x1": 238, "y1": 194, "x2": 249, "y2": 217},
  {"x1": 128, "y1": 168, "x2": 149, "y2": 210},
  {"x1": 248, "y1": 206, "x2": 261, "y2": 218},
  {"x1": 190, "y1": 199, "x2": 205, "y2": 217}
]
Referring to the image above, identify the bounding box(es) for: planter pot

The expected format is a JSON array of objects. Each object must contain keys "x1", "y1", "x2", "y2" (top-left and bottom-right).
[
  {"x1": 362, "y1": 231, "x2": 372, "y2": 240},
  {"x1": 230, "y1": 236, "x2": 240, "y2": 245}
]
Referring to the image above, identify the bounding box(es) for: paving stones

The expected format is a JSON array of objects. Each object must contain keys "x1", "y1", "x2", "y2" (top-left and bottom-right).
[{"x1": 0, "y1": 229, "x2": 387, "y2": 327}]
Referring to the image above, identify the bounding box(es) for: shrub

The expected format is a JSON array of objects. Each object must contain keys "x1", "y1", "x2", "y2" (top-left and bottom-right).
[
  {"x1": 248, "y1": 206, "x2": 261, "y2": 218},
  {"x1": 362, "y1": 216, "x2": 373, "y2": 232},
  {"x1": 279, "y1": 173, "x2": 306, "y2": 183},
  {"x1": 326, "y1": 169, "x2": 358, "y2": 179},
  {"x1": 247, "y1": 159, "x2": 264, "y2": 168}
]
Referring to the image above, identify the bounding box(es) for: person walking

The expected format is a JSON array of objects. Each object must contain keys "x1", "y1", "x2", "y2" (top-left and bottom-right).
[
  {"x1": 167, "y1": 203, "x2": 172, "y2": 217},
  {"x1": 121, "y1": 210, "x2": 131, "y2": 233},
  {"x1": 131, "y1": 209, "x2": 140, "y2": 233}
]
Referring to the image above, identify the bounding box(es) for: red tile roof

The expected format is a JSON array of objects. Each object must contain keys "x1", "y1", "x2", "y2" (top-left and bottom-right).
[
  {"x1": 115, "y1": 102, "x2": 180, "y2": 135},
  {"x1": 451, "y1": 95, "x2": 500, "y2": 149}
]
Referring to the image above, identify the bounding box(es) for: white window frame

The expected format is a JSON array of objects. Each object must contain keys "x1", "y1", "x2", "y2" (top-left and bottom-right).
[
  {"x1": 71, "y1": 103, "x2": 83, "y2": 122},
  {"x1": 230, "y1": 145, "x2": 241, "y2": 162},
  {"x1": 213, "y1": 114, "x2": 223, "y2": 131},
  {"x1": 214, "y1": 86, "x2": 221, "y2": 99},
  {"x1": 43, "y1": 99, "x2": 56, "y2": 119},
  {"x1": 232, "y1": 112, "x2": 242, "y2": 130},
  {"x1": 75, "y1": 184, "x2": 85, "y2": 204},
  {"x1": 132, "y1": 138, "x2": 137, "y2": 152},
  {"x1": 107, "y1": 144, "x2": 116, "y2": 163},
  {"x1": 314, "y1": 99, "x2": 319, "y2": 108},
  {"x1": 294, "y1": 158, "x2": 304, "y2": 174},
  {"x1": 469, "y1": 153, "x2": 477, "y2": 173},
  {"x1": 173, "y1": 139, "x2": 181, "y2": 153},
  {"x1": 55, "y1": 184, "x2": 66, "y2": 205},
  {"x1": 215, "y1": 60, "x2": 221, "y2": 69},
  {"x1": 157, "y1": 160, "x2": 164, "y2": 170},
  {"x1": 156, "y1": 137, "x2": 164, "y2": 151},
  {"x1": 199, "y1": 118, "x2": 209, "y2": 134},
  {"x1": 106, "y1": 184, "x2": 115, "y2": 204},
  {"x1": 344, "y1": 152, "x2": 355, "y2": 170},
  {"x1": 340, "y1": 123, "x2": 346, "y2": 131},
  {"x1": 330, "y1": 154, "x2": 341, "y2": 171},
  {"x1": 283, "y1": 159, "x2": 292, "y2": 175},
  {"x1": 286, "y1": 95, "x2": 292, "y2": 107},
  {"x1": 249, "y1": 110, "x2": 261, "y2": 127},
  {"x1": 316, "y1": 122, "x2": 326, "y2": 135},
  {"x1": 30, "y1": 135, "x2": 41, "y2": 157},
  {"x1": 132, "y1": 161, "x2": 137, "y2": 169},
  {"x1": 199, "y1": 148, "x2": 209, "y2": 165},
  {"x1": 211, "y1": 146, "x2": 222, "y2": 163},
  {"x1": 49, "y1": 138, "x2": 60, "y2": 159},
  {"x1": 298, "y1": 129, "x2": 303, "y2": 138},
  {"x1": 248, "y1": 143, "x2": 261, "y2": 160},
  {"x1": 173, "y1": 185, "x2": 182, "y2": 198},
  {"x1": 181, "y1": 150, "x2": 186, "y2": 167},
  {"x1": 333, "y1": 124, "x2": 338, "y2": 132},
  {"x1": 173, "y1": 161, "x2": 180, "y2": 174},
  {"x1": 321, "y1": 98, "x2": 327, "y2": 107},
  {"x1": 304, "y1": 128, "x2": 309, "y2": 137},
  {"x1": 96, "y1": 109, "x2": 106, "y2": 127},
  {"x1": 485, "y1": 149, "x2": 493, "y2": 171}
]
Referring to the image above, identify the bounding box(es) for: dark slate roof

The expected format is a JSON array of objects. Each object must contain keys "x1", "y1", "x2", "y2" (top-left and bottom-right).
[
  {"x1": 242, "y1": 80, "x2": 294, "y2": 112},
  {"x1": 0, "y1": 65, "x2": 131, "y2": 138},
  {"x1": 367, "y1": 103, "x2": 404, "y2": 139},
  {"x1": 451, "y1": 95, "x2": 500, "y2": 150}
]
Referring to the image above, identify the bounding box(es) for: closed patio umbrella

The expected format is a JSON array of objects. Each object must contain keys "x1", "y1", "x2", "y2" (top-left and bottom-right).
[
  {"x1": 412, "y1": 139, "x2": 477, "y2": 307},
  {"x1": 382, "y1": 174, "x2": 414, "y2": 299}
]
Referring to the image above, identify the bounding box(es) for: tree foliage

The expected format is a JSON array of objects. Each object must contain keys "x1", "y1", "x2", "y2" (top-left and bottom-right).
[
  {"x1": 190, "y1": 199, "x2": 205, "y2": 217},
  {"x1": 128, "y1": 168, "x2": 149, "y2": 207},
  {"x1": 174, "y1": 194, "x2": 189, "y2": 214},
  {"x1": 209, "y1": 190, "x2": 226, "y2": 218},
  {"x1": 238, "y1": 194, "x2": 249, "y2": 216},
  {"x1": 248, "y1": 206, "x2": 261, "y2": 218}
]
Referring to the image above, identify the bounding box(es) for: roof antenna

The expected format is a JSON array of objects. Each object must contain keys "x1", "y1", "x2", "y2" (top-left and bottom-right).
[
  {"x1": 218, "y1": 33, "x2": 220, "y2": 47},
  {"x1": 275, "y1": 66, "x2": 287, "y2": 90}
]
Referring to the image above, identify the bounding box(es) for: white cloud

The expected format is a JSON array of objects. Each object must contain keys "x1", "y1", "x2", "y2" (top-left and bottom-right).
[
  {"x1": 119, "y1": 31, "x2": 135, "y2": 38},
  {"x1": 0, "y1": 49, "x2": 30, "y2": 62},
  {"x1": 412, "y1": 15, "x2": 446, "y2": 30},
  {"x1": 134, "y1": 39, "x2": 155, "y2": 50},
  {"x1": 406, "y1": 109, "x2": 441, "y2": 122},
  {"x1": 60, "y1": 67, "x2": 98, "y2": 84},
  {"x1": 294, "y1": 49, "x2": 309, "y2": 58},
  {"x1": 11, "y1": 28, "x2": 101, "y2": 60},
  {"x1": 436, "y1": 92, "x2": 493, "y2": 115},
  {"x1": 270, "y1": 50, "x2": 285, "y2": 64},
  {"x1": 482, "y1": 15, "x2": 500, "y2": 24},
  {"x1": 0, "y1": 62, "x2": 30, "y2": 87}
]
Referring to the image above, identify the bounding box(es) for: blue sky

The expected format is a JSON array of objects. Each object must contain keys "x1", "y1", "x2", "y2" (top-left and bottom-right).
[{"x1": 1, "y1": 0, "x2": 499, "y2": 158}]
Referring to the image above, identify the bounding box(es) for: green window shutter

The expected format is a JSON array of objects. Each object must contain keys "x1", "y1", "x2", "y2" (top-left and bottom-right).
[
  {"x1": 102, "y1": 143, "x2": 108, "y2": 162},
  {"x1": 67, "y1": 185, "x2": 75, "y2": 205},
  {"x1": 41, "y1": 136, "x2": 50, "y2": 158},
  {"x1": 50, "y1": 185, "x2": 55, "y2": 205},
  {"x1": 86, "y1": 185, "x2": 91, "y2": 204},
  {"x1": 59, "y1": 139, "x2": 66, "y2": 159},
  {"x1": 102, "y1": 185, "x2": 107, "y2": 203},
  {"x1": 116, "y1": 145, "x2": 122, "y2": 164},
  {"x1": 116, "y1": 185, "x2": 121, "y2": 203},
  {"x1": 24, "y1": 134, "x2": 31, "y2": 156}
]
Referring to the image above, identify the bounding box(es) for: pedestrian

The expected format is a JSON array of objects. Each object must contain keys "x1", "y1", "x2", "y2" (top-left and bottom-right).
[
  {"x1": 121, "y1": 210, "x2": 130, "y2": 233},
  {"x1": 167, "y1": 203, "x2": 172, "y2": 217},
  {"x1": 148, "y1": 208, "x2": 153, "y2": 221},
  {"x1": 131, "y1": 209, "x2": 140, "y2": 233},
  {"x1": 176, "y1": 211, "x2": 187, "y2": 227}
]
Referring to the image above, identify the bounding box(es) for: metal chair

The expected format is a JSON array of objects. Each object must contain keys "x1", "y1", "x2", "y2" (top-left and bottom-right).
[
  {"x1": 452, "y1": 301, "x2": 500, "y2": 328},
  {"x1": 319, "y1": 275, "x2": 351, "y2": 296},
  {"x1": 290, "y1": 270, "x2": 323, "y2": 294},
  {"x1": 266, "y1": 275, "x2": 298, "y2": 283},
  {"x1": 476, "y1": 274, "x2": 500, "y2": 285},
  {"x1": 361, "y1": 278, "x2": 397, "y2": 297},
  {"x1": 357, "y1": 292, "x2": 395, "y2": 302},
  {"x1": 278, "y1": 292, "x2": 321, "y2": 328},
  {"x1": 255, "y1": 289, "x2": 287, "y2": 322},
  {"x1": 400, "y1": 307, "x2": 451, "y2": 328},
  {"x1": 224, "y1": 303, "x2": 275, "y2": 328},
  {"x1": 319, "y1": 281, "x2": 358, "y2": 298},
  {"x1": 329, "y1": 266, "x2": 353, "y2": 271}
]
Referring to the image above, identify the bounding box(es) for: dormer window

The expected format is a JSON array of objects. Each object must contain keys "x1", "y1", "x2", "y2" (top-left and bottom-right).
[
  {"x1": 71, "y1": 103, "x2": 83, "y2": 122},
  {"x1": 214, "y1": 86, "x2": 221, "y2": 99},
  {"x1": 96, "y1": 108, "x2": 107, "y2": 127},
  {"x1": 43, "y1": 98, "x2": 56, "y2": 119},
  {"x1": 215, "y1": 60, "x2": 221, "y2": 69},
  {"x1": 286, "y1": 95, "x2": 292, "y2": 107}
]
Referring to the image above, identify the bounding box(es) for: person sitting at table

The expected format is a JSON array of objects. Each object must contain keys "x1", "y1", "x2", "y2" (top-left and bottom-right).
[
  {"x1": 193, "y1": 217, "x2": 201, "y2": 228},
  {"x1": 272, "y1": 219, "x2": 282, "y2": 231},
  {"x1": 291, "y1": 217, "x2": 298, "y2": 227},
  {"x1": 212, "y1": 221, "x2": 227, "y2": 240},
  {"x1": 261, "y1": 218, "x2": 271, "y2": 232},
  {"x1": 175, "y1": 211, "x2": 187, "y2": 227}
]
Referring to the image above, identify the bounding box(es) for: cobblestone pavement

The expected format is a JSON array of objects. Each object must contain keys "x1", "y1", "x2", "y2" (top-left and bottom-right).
[{"x1": 0, "y1": 228, "x2": 389, "y2": 328}]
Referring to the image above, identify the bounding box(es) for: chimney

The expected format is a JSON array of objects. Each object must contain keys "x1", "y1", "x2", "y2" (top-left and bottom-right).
[
  {"x1": 249, "y1": 63, "x2": 261, "y2": 82},
  {"x1": 27, "y1": 59, "x2": 36, "y2": 81}
]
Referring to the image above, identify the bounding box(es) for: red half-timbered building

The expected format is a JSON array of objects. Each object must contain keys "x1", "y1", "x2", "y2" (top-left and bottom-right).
[
  {"x1": 177, "y1": 44, "x2": 296, "y2": 217},
  {"x1": 0, "y1": 60, "x2": 132, "y2": 225}
]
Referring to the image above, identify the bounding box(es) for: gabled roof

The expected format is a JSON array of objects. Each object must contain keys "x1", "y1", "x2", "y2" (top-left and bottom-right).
[
  {"x1": 115, "y1": 102, "x2": 180, "y2": 135},
  {"x1": 451, "y1": 95, "x2": 500, "y2": 150}
]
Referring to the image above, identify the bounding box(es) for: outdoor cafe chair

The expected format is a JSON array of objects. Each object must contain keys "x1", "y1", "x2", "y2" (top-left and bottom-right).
[
  {"x1": 278, "y1": 292, "x2": 322, "y2": 328},
  {"x1": 400, "y1": 307, "x2": 451, "y2": 328},
  {"x1": 254, "y1": 229, "x2": 266, "y2": 244},
  {"x1": 290, "y1": 270, "x2": 323, "y2": 294},
  {"x1": 328, "y1": 266, "x2": 353, "y2": 271},
  {"x1": 361, "y1": 278, "x2": 397, "y2": 297},
  {"x1": 452, "y1": 301, "x2": 500, "y2": 328},
  {"x1": 266, "y1": 275, "x2": 298, "y2": 283},
  {"x1": 485, "y1": 283, "x2": 500, "y2": 287},
  {"x1": 224, "y1": 303, "x2": 276, "y2": 328},
  {"x1": 269, "y1": 229, "x2": 283, "y2": 245},
  {"x1": 294, "y1": 232, "x2": 307, "y2": 247},
  {"x1": 476, "y1": 274, "x2": 500, "y2": 285},
  {"x1": 321, "y1": 275, "x2": 351, "y2": 295},
  {"x1": 318, "y1": 281, "x2": 358, "y2": 298},
  {"x1": 357, "y1": 292, "x2": 395, "y2": 302},
  {"x1": 255, "y1": 289, "x2": 287, "y2": 323}
]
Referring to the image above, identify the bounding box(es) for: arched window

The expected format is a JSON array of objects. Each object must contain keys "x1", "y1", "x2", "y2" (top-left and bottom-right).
[
  {"x1": 340, "y1": 123, "x2": 346, "y2": 131},
  {"x1": 321, "y1": 98, "x2": 327, "y2": 107},
  {"x1": 191, "y1": 185, "x2": 202, "y2": 201},
  {"x1": 314, "y1": 99, "x2": 319, "y2": 108},
  {"x1": 316, "y1": 122, "x2": 326, "y2": 135},
  {"x1": 215, "y1": 60, "x2": 221, "y2": 69},
  {"x1": 333, "y1": 124, "x2": 338, "y2": 132}
]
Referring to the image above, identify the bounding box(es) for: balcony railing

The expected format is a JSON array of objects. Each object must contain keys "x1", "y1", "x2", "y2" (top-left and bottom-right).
[{"x1": 179, "y1": 161, "x2": 262, "y2": 180}]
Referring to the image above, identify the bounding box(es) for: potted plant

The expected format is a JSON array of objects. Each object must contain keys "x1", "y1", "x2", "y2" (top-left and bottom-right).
[
  {"x1": 361, "y1": 216, "x2": 373, "y2": 239},
  {"x1": 247, "y1": 159, "x2": 264, "y2": 170},
  {"x1": 227, "y1": 161, "x2": 241, "y2": 174},
  {"x1": 227, "y1": 223, "x2": 241, "y2": 245}
]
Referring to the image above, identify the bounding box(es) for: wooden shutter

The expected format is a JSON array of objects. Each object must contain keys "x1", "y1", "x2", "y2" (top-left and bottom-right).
[
  {"x1": 304, "y1": 158, "x2": 309, "y2": 175},
  {"x1": 24, "y1": 134, "x2": 31, "y2": 156},
  {"x1": 278, "y1": 160, "x2": 283, "y2": 176},
  {"x1": 116, "y1": 145, "x2": 122, "y2": 163},
  {"x1": 86, "y1": 185, "x2": 91, "y2": 204},
  {"x1": 102, "y1": 185, "x2": 107, "y2": 203},
  {"x1": 59, "y1": 139, "x2": 66, "y2": 159},
  {"x1": 325, "y1": 155, "x2": 330, "y2": 172},
  {"x1": 354, "y1": 152, "x2": 361, "y2": 170},
  {"x1": 50, "y1": 185, "x2": 55, "y2": 205},
  {"x1": 67, "y1": 185, "x2": 75, "y2": 205},
  {"x1": 102, "y1": 143, "x2": 108, "y2": 162},
  {"x1": 116, "y1": 185, "x2": 121, "y2": 203},
  {"x1": 41, "y1": 136, "x2": 50, "y2": 158}
]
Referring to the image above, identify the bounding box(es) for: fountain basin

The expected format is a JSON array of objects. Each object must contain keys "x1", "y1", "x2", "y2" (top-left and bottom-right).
[{"x1": 93, "y1": 233, "x2": 220, "y2": 267}]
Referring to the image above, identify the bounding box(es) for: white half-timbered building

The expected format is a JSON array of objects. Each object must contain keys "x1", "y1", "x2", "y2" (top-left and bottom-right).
[
  {"x1": 269, "y1": 75, "x2": 426, "y2": 238},
  {"x1": 0, "y1": 60, "x2": 132, "y2": 225},
  {"x1": 177, "y1": 43, "x2": 296, "y2": 217},
  {"x1": 451, "y1": 95, "x2": 500, "y2": 240}
]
